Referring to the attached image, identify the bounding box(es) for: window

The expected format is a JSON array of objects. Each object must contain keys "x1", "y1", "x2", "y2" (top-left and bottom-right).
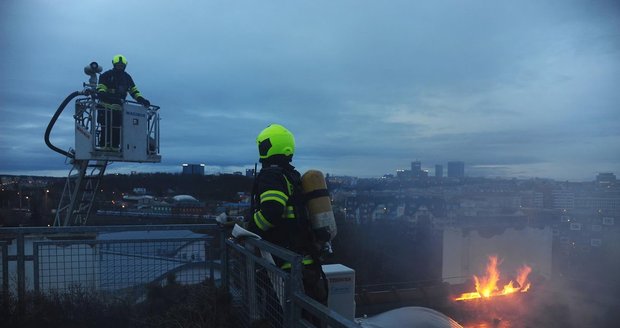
[{"x1": 602, "y1": 217, "x2": 615, "y2": 226}]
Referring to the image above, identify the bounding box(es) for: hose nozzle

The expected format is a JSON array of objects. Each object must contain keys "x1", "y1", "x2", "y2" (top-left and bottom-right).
[{"x1": 83, "y1": 62, "x2": 102, "y2": 75}]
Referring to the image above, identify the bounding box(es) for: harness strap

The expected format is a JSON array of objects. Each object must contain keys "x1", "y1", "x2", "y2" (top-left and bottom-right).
[{"x1": 303, "y1": 188, "x2": 329, "y2": 202}]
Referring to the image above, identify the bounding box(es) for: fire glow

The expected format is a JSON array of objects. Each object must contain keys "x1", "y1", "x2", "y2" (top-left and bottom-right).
[{"x1": 455, "y1": 256, "x2": 532, "y2": 301}]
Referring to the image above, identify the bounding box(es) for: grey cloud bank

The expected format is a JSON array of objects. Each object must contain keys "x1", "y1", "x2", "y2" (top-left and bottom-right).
[{"x1": 1, "y1": 0, "x2": 619, "y2": 181}]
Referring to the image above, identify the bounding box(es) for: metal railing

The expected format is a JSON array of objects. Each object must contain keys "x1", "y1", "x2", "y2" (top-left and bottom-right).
[
  {"x1": 224, "y1": 236, "x2": 358, "y2": 328},
  {"x1": 1, "y1": 240, "x2": 8, "y2": 293},
  {"x1": 33, "y1": 237, "x2": 210, "y2": 295},
  {"x1": 0, "y1": 225, "x2": 218, "y2": 299},
  {"x1": 0, "y1": 224, "x2": 357, "y2": 328}
]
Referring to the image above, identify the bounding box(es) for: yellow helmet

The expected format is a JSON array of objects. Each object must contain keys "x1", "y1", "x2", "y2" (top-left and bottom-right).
[
  {"x1": 112, "y1": 54, "x2": 128, "y2": 66},
  {"x1": 256, "y1": 124, "x2": 295, "y2": 159}
]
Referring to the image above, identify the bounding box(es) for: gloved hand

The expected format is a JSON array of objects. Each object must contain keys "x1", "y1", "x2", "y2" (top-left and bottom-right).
[{"x1": 138, "y1": 97, "x2": 151, "y2": 107}]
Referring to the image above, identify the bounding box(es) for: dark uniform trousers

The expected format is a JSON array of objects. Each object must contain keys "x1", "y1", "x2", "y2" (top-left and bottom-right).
[{"x1": 96, "y1": 103, "x2": 122, "y2": 149}]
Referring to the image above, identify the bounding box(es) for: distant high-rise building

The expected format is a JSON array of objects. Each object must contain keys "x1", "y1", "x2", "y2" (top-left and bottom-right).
[
  {"x1": 596, "y1": 172, "x2": 617, "y2": 185},
  {"x1": 411, "y1": 161, "x2": 422, "y2": 177},
  {"x1": 552, "y1": 189, "x2": 575, "y2": 210},
  {"x1": 395, "y1": 169, "x2": 413, "y2": 180},
  {"x1": 435, "y1": 165, "x2": 443, "y2": 178},
  {"x1": 246, "y1": 169, "x2": 255, "y2": 177},
  {"x1": 447, "y1": 161, "x2": 465, "y2": 178},
  {"x1": 182, "y1": 163, "x2": 205, "y2": 176}
]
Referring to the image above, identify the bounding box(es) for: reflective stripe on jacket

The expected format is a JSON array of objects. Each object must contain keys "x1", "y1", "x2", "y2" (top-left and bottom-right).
[
  {"x1": 252, "y1": 170, "x2": 296, "y2": 231},
  {"x1": 97, "y1": 69, "x2": 142, "y2": 104}
]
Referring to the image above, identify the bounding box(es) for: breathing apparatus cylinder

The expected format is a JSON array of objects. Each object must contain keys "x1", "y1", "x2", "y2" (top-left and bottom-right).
[{"x1": 301, "y1": 170, "x2": 337, "y2": 254}]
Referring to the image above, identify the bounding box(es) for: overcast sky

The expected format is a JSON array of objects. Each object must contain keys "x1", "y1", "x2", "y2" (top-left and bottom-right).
[{"x1": 1, "y1": 0, "x2": 619, "y2": 181}]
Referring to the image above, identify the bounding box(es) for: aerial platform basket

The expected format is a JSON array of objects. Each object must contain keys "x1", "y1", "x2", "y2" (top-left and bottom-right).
[
  {"x1": 45, "y1": 61, "x2": 162, "y2": 226},
  {"x1": 74, "y1": 99, "x2": 161, "y2": 163}
]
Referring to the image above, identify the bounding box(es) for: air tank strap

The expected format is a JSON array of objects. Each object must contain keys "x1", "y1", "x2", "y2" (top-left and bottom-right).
[{"x1": 303, "y1": 188, "x2": 329, "y2": 201}]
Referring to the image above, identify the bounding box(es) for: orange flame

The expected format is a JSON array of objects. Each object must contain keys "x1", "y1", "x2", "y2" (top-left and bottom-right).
[{"x1": 455, "y1": 256, "x2": 532, "y2": 301}]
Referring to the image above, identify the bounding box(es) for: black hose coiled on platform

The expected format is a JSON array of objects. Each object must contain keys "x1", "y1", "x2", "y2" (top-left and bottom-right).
[{"x1": 44, "y1": 91, "x2": 80, "y2": 159}]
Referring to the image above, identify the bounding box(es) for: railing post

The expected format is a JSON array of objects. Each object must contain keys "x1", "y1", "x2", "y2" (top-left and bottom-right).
[
  {"x1": 220, "y1": 227, "x2": 228, "y2": 290},
  {"x1": 207, "y1": 237, "x2": 214, "y2": 285},
  {"x1": 246, "y1": 246, "x2": 259, "y2": 321},
  {"x1": 33, "y1": 242, "x2": 39, "y2": 294},
  {"x1": 2, "y1": 242, "x2": 8, "y2": 293},
  {"x1": 17, "y1": 230, "x2": 25, "y2": 302},
  {"x1": 286, "y1": 255, "x2": 304, "y2": 327}
]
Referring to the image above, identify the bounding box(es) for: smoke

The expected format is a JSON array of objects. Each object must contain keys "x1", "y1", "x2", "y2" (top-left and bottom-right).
[
  {"x1": 445, "y1": 227, "x2": 620, "y2": 327},
  {"x1": 449, "y1": 274, "x2": 620, "y2": 327},
  {"x1": 521, "y1": 275, "x2": 620, "y2": 327}
]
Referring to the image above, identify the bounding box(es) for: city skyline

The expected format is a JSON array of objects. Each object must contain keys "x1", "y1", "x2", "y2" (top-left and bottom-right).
[{"x1": 1, "y1": 1, "x2": 619, "y2": 181}]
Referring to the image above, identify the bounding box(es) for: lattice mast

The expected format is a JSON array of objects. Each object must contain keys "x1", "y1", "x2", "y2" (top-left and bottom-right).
[{"x1": 45, "y1": 62, "x2": 161, "y2": 226}]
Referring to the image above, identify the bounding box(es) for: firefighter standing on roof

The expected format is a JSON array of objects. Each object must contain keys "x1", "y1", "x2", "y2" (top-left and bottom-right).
[
  {"x1": 96, "y1": 54, "x2": 151, "y2": 150},
  {"x1": 248, "y1": 124, "x2": 328, "y2": 307}
]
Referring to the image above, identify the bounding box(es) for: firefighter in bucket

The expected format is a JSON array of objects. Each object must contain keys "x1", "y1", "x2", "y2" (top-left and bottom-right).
[{"x1": 96, "y1": 54, "x2": 151, "y2": 151}]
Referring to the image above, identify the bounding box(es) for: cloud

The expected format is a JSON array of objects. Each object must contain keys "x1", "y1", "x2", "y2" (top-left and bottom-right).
[{"x1": 1, "y1": 0, "x2": 619, "y2": 180}]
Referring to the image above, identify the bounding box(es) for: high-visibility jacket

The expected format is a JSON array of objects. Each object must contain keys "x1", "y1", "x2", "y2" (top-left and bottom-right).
[
  {"x1": 96, "y1": 69, "x2": 143, "y2": 105},
  {"x1": 248, "y1": 164, "x2": 315, "y2": 268},
  {"x1": 248, "y1": 163, "x2": 329, "y2": 306}
]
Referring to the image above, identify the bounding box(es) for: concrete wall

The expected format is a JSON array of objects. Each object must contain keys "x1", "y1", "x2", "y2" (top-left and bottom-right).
[{"x1": 442, "y1": 226, "x2": 553, "y2": 285}]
